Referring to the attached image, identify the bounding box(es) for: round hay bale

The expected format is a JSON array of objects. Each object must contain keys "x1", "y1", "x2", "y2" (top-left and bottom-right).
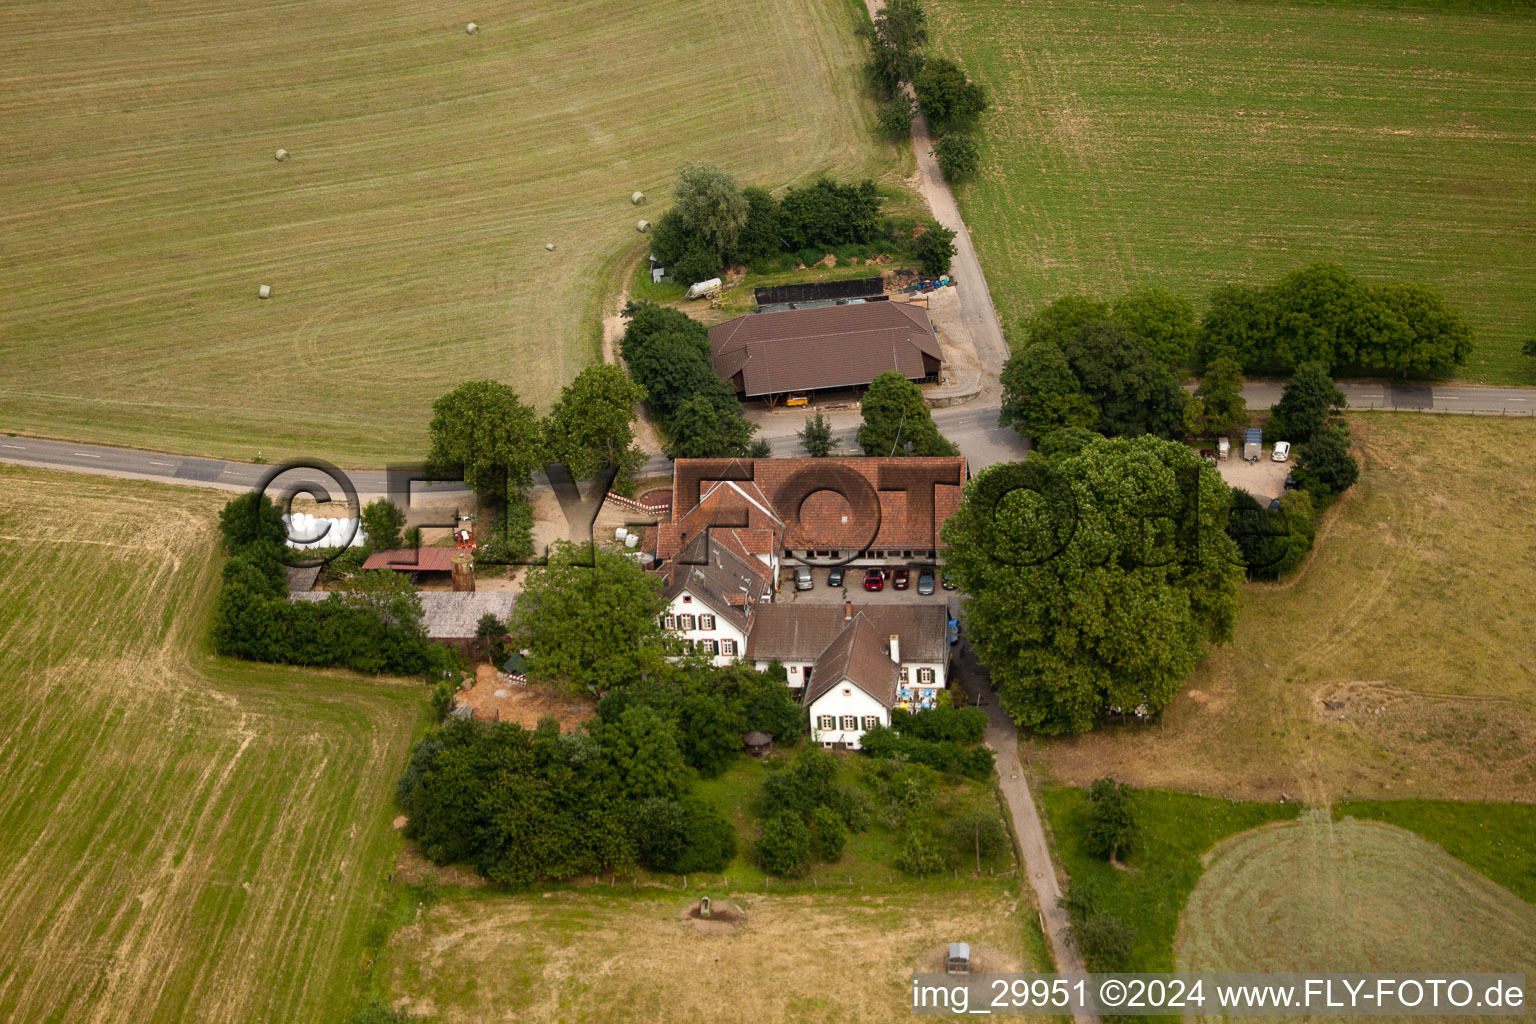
[
  {"x1": 258, "y1": 284, "x2": 272, "y2": 299},
  {"x1": 274, "y1": 148, "x2": 288, "y2": 162},
  {"x1": 544, "y1": 242, "x2": 556, "y2": 251},
  {"x1": 635, "y1": 219, "x2": 650, "y2": 233},
  {"x1": 466, "y1": 21, "x2": 478, "y2": 34},
  {"x1": 630, "y1": 190, "x2": 646, "y2": 205}
]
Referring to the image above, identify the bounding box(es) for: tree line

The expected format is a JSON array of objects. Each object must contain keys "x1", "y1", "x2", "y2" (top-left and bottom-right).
[{"x1": 649, "y1": 163, "x2": 958, "y2": 284}]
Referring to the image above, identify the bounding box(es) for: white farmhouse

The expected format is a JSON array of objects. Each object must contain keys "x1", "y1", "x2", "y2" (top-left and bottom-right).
[
  {"x1": 802, "y1": 612, "x2": 900, "y2": 750},
  {"x1": 659, "y1": 532, "x2": 771, "y2": 666}
]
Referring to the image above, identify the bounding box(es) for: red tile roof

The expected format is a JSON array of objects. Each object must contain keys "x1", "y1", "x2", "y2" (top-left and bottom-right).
[
  {"x1": 360, "y1": 547, "x2": 458, "y2": 572},
  {"x1": 709, "y1": 302, "x2": 943, "y2": 397}
]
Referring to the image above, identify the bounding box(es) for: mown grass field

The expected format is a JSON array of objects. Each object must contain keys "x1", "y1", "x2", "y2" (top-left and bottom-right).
[
  {"x1": 1032, "y1": 414, "x2": 1536, "y2": 802},
  {"x1": 381, "y1": 885, "x2": 1047, "y2": 1023},
  {"x1": 0, "y1": 466, "x2": 427, "y2": 1023},
  {"x1": 1176, "y1": 814, "x2": 1536, "y2": 987},
  {"x1": 930, "y1": 0, "x2": 1536, "y2": 383},
  {"x1": 0, "y1": 0, "x2": 905, "y2": 464}
]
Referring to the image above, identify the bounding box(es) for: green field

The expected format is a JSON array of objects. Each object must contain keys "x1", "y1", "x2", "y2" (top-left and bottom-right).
[
  {"x1": 1176, "y1": 814, "x2": 1536, "y2": 992},
  {"x1": 1334, "y1": 799, "x2": 1536, "y2": 900},
  {"x1": 1032, "y1": 414, "x2": 1536, "y2": 803},
  {"x1": 0, "y1": 466, "x2": 426, "y2": 1022},
  {"x1": 931, "y1": 0, "x2": 1536, "y2": 383},
  {"x1": 0, "y1": 0, "x2": 904, "y2": 464}
]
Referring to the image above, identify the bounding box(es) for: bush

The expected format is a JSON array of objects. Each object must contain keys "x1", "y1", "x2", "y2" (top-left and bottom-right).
[
  {"x1": 1084, "y1": 778, "x2": 1138, "y2": 862},
  {"x1": 933, "y1": 132, "x2": 980, "y2": 181},
  {"x1": 1075, "y1": 914, "x2": 1134, "y2": 970},
  {"x1": 1293, "y1": 422, "x2": 1359, "y2": 505},
  {"x1": 860, "y1": 724, "x2": 995, "y2": 779},
  {"x1": 360, "y1": 498, "x2": 405, "y2": 551},
  {"x1": 893, "y1": 823, "x2": 947, "y2": 876},
  {"x1": 758, "y1": 813, "x2": 812, "y2": 877},
  {"x1": 890, "y1": 706, "x2": 987, "y2": 744},
  {"x1": 914, "y1": 57, "x2": 986, "y2": 131},
  {"x1": 946, "y1": 810, "x2": 1009, "y2": 869},
  {"x1": 218, "y1": 491, "x2": 286, "y2": 553},
  {"x1": 876, "y1": 96, "x2": 915, "y2": 136},
  {"x1": 636, "y1": 798, "x2": 738, "y2": 874},
  {"x1": 761, "y1": 748, "x2": 841, "y2": 823},
  {"x1": 1227, "y1": 487, "x2": 1315, "y2": 580},
  {"x1": 911, "y1": 221, "x2": 957, "y2": 277},
  {"x1": 809, "y1": 804, "x2": 848, "y2": 862},
  {"x1": 779, "y1": 178, "x2": 884, "y2": 251}
]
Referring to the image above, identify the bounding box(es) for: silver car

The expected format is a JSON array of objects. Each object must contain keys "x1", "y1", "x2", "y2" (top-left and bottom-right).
[{"x1": 793, "y1": 566, "x2": 814, "y2": 590}]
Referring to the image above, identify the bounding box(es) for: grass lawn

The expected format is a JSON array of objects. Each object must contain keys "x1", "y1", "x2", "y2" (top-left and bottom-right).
[
  {"x1": 0, "y1": 466, "x2": 428, "y2": 1023},
  {"x1": 1176, "y1": 813, "x2": 1536, "y2": 977},
  {"x1": 0, "y1": 0, "x2": 907, "y2": 464},
  {"x1": 930, "y1": 0, "x2": 1536, "y2": 384},
  {"x1": 689, "y1": 750, "x2": 1016, "y2": 888},
  {"x1": 380, "y1": 884, "x2": 1049, "y2": 1023},
  {"x1": 1333, "y1": 799, "x2": 1536, "y2": 901},
  {"x1": 1038, "y1": 785, "x2": 1299, "y2": 973},
  {"x1": 1031, "y1": 414, "x2": 1536, "y2": 802}
]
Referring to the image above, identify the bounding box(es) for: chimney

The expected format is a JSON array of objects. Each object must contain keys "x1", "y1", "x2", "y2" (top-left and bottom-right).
[
  {"x1": 888, "y1": 634, "x2": 900, "y2": 665},
  {"x1": 843, "y1": 600, "x2": 852, "y2": 622}
]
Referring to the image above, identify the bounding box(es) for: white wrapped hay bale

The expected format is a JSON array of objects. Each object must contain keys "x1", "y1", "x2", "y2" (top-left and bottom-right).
[
  {"x1": 274, "y1": 148, "x2": 288, "y2": 162},
  {"x1": 258, "y1": 284, "x2": 271, "y2": 299}
]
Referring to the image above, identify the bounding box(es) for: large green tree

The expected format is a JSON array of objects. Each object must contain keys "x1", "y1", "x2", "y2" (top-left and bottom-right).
[
  {"x1": 1293, "y1": 422, "x2": 1359, "y2": 505},
  {"x1": 914, "y1": 57, "x2": 986, "y2": 131},
  {"x1": 1018, "y1": 295, "x2": 1111, "y2": 352},
  {"x1": 857, "y1": 371, "x2": 959, "y2": 457},
  {"x1": 665, "y1": 395, "x2": 758, "y2": 460},
  {"x1": 671, "y1": 162, "x2": 748, "y2": 260},
  {"x1": 1112, "y1": 287, "x2": 1199, "y2": 368},
  {"x1": 867, "y1": 0, "x2": 928, "y2": 85},
  {"x1": 942, "y1": 438, "x2": 1244, "y2": 733},
  {"x1": 507, "y1": 540, "x2": 670, "y2": 695},
  {"x1": 999, "y1": 342, "x2": 1098, "y2": 441},
  {"x1": 1060, "y1": 322, "x2": 1188, "y2": 439},
  {"x1": 933, "y1": 132, "x2": 979, "y2": 182},
  {"x1": 426, "y1": 380, "x2": 544, "y2": 507},
  {"x1": 1264, "y1": 361, "x2": 1345, "y2": 444},
  {"x1": 912, "y1": 221, "x2": 957, "y2": 277},
  {"x1": 542, "y1": 364, "x2": 647, "y2": 487}
]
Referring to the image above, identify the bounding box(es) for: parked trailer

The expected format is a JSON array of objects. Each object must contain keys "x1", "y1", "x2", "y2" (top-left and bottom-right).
[
  {"x1": 1243, "y1": 427, "x2": 1263, "y2": 462},
  {"x1": 686, "y1": 277, "x2": 722, "y2": 300}
]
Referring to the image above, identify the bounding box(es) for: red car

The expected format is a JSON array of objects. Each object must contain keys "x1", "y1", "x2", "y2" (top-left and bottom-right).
[
  {"x1": 863, "y1": 568, "x2": 884, "y2": 592},
  {"x1": 892, "y1": 568, "x2": 910, "y2": 590}
]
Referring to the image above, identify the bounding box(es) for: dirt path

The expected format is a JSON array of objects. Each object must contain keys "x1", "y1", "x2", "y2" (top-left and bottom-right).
[{"x1": 600, "y1": 279, "x2": 663, "y2": 453}]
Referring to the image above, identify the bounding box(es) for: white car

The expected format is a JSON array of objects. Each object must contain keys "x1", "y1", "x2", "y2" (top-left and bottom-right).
[{"x1": 1271, "y1": 441, "x2": 1292, "y2": 463}]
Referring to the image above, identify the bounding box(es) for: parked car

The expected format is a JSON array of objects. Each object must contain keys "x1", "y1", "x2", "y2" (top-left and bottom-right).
[
  {"x1": 863, "y1": 568, "x2": 884, "y2": 592},
  {"x1": 1268, "y1": 497, "x2": 1282, "y2": 511},
  {"x1": 1217, "y1": 437, "x2": 1231, "y2": 460},
  {"x1": 1271, "y1": 440, "x2": 1292, "y2": 462},
  {"x1": 893, "y1": 568, "x2": 910, "y2": 590},
  {"x1": 1199, "y1": 448, "x2": 1217, "y2": 464},
  {"x1": 948, "y1": 617, "x2": 960, "y2": 646},
  {"x1": 827, "y1": 567, "x2": 844, "y2": 587},
  {"x1": 1283, "y1": 472, "x2": 1297, "y2": 491},
  {"x1": 916, "y1": 569, "x2": 935, "y2": 595},
  {"x1": 941, "y1": 573, "x2": 957, "y2": 591},
  {"x1": 794, "y1": 566, "x2": 814, "y2": 590}
]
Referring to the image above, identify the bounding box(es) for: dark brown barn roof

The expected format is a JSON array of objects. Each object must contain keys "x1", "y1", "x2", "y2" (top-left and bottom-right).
[
  {"x1": 709, "y1": 302, "x2": 943, "y2": 396},
  {"x1": 746, "y1": 603, "x2": 949, "y2": 665},
  {"x1": 803, "y1": 613, "x2": 900, "y2": 708},
  {"x1": 661, "y1": 533, "x2": 771, "y2": 632}
]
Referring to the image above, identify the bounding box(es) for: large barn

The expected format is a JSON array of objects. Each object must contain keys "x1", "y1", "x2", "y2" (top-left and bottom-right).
[{"x1": 708, "y1": 301, "x2": 943, "y2": 400}]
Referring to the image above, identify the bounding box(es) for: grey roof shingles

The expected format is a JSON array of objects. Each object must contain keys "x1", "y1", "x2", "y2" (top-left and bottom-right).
[{"x1": 745, "y1": 603, "x2": 948, "y2": 665}]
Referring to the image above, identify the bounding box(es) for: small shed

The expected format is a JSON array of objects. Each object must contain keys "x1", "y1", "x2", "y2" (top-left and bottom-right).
[
  {"x1": 1243, "y1": 427, "x2": 1263, "y2": 462},
  {"x1": 743, "y1": 730, "x2": 773, "y2": 758},
  {"x1": 946, "y1": 942, "x2": 971, "y2": 974}
]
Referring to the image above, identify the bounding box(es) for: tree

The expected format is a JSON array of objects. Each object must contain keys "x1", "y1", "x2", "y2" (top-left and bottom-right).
[
  {"x1": 914, "y1": 57, "x2": 986, "y2": 132},
  {"x1": 933, "y1": 132, "x2": 979, "y2": 182},
  {"x1": 758, "y1": 813, "x2": 812, "y2": 877},
  {"x1": 475, "y1": 611, "x2": 507, "y2": 662},
  {"x1": 1198, "y1": 282, "x2": 1278, "y2": 370},
  {"x1": 857, "y1": 371, "x2": 960, "y2": 457},
  {"x1": 1059, "y1": 322, "x2": 1188, "y2": 439},
  {"x1": 506, "y1": 540, "x2": 669, "y2": 695},
  {"x1": 426, "y1": 380, "x2": 543, "y2": 508},
  {"x1": 360, "y1": 498, "x2": 405, "y2": 551},
  {"x1": 593, "y1": 704, "x2": 692, "y2": 803},
  {"x1": 999, "y1": 342, "x2": 1098, "y2": 441},
  {"x1": 676, "y1": 691, "x2": 747, "y2": 778},
  {"x1": 1227, "y1": 486, "x2": 1315, "y2": 579},
  {"x1": 947, "y1": 810, "x2": 1008, "y2": 871},
  {"x1": 671, "y1": 162, "x2": 748, "y2": 260},
  {"x1": 809, "y1": 804, "x2": 847, "y2": 862},
  {"x1": 715, "y1": 662, "x2": 805, "y2": 744},
  {"x1": 1265, "y1": 361, "x2": 1345, "y2": 444},
  {"x1": 1193, "y1": 356, "x2": 1248, "y2": 438},
  {"x1": 1033, "y1": 425, "x2": 1099, "y2": 462},
  {"x1": 1113, "y1": 287, "x2": 1199, "y2": 368},
  {"x1": 1293, "y1": 422, "x2": 1359, "y2": 505},
  {"x1": 779, "y1": 178, "x2": 883, "y2": 251},
  {"x1": 670, "y1": 242, "x2": 721, "y2": 286},
  {"x1": 542, "y1": 364, "x2": 647, "y2": 487},
  {"x1": 1074, "y1": 913, "x2": 1134, "y2": 971},
  {"x1": 870, "y1": 0, "x2": 928, "y2": 82},
  {"x1": 797, "y1": 412, "x2": 837, "y2": 456},
  {"x1": 1523, "y1": 338, "x2": 1536, "y2": 358},
  {"x1": 218, "y1": 491, "x2": 286, "y2": 553},
  {"x1": 1365, "y1": 280, "x2": 1475, "y2": 375},
  {"x1": 912, "y1": 222, "x2": 957, "y2": 277},
  {"x1": 1019, "y1": 295, "x2": 1111, "y2": 352},
  {"x1": 727, "y1": 186, "x2": 783, "y2": 265},
  {"x1": 876, "y1": 95, "x2": 914, "y2": 136},
  {"x1": 1084, "y1": 777, "x2": 1138, "y2": 862},
  {"x1": 941, "y1": 439, "x2": 1245, "y2": 734},
  {"x1": 665, "y1": 395, "x2": 758, "y2": 460}
]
